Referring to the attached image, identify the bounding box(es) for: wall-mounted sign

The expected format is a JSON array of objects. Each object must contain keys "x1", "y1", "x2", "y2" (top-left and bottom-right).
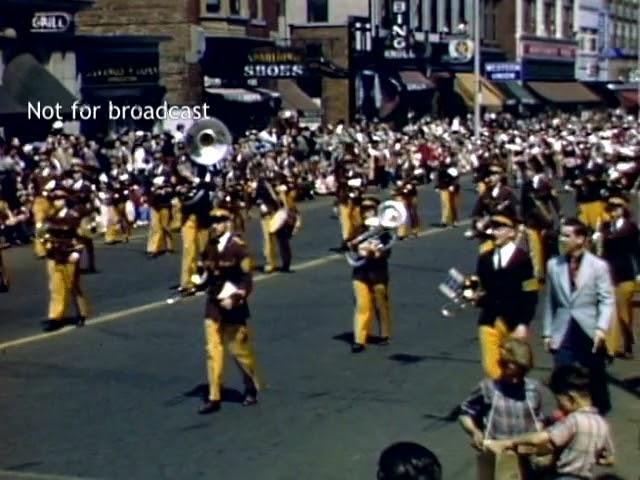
[
  {"x1": 448, "y1": 39, "x2": 474, "y2": 63},
  {"x1": 485, "y1": 62, "x2": 521, "y2": 81},
  {"x1": 521, "y1": 40, "x2": 576, "y2": 61},
  {"x1": 243, "y1": 47, "x2": 306, "y2": 78},
  {"x1": 384, "y1": 0, "x2": 414, "y2": 59},
  {"x1": 30, "y1": 12, "x2": 72, "y2": 33},
  {"x1": 80, "y1": 49, "x2": 160, "y2": 86}
]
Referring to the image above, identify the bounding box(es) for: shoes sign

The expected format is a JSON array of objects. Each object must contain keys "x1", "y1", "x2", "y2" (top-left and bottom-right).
[{"x1": 30, "y1": 12, "x2": 73, "y2": 33}]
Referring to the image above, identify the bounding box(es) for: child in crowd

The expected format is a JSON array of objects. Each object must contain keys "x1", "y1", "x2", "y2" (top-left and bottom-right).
[{"x1": 486, "y1": 364, "x2": 615, "y2": 480}]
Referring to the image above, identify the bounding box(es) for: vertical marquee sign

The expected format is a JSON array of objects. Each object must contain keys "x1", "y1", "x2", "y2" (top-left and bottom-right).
[{"x1": 384, "y1": 0, "x2": 414, "y2": 59}]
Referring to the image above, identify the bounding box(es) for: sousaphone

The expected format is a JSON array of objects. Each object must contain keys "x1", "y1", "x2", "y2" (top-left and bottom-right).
[{"x1": 185, "y1": 117, "x2": 233, "y2": 167}]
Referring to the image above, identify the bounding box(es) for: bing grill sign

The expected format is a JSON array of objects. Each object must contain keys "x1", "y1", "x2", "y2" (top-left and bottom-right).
[
  {"x1": 243, "y1": 47, "x2": 306, "y2": 78},
  {"x1": 30, "y1": 12, "x2": 73, "y2": 33}
]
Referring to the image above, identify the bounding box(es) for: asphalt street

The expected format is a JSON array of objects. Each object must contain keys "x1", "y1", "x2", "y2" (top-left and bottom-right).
[{"x1": 0, "y1": 183, "x2": 638, "y2": 480}]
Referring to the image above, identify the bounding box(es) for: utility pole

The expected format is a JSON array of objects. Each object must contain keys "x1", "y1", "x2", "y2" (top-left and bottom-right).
[{"x1": 474, "y1": 0, "x2": 481, "y2": 139}]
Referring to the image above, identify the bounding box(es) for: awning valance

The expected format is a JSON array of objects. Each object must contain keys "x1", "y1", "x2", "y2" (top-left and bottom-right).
[
  {"x1": 494, "y1": 81, "x2": 539, "y2": 106},
  {"x1": 526, "y1": 81, "x2": 601, "y2": 104},
  {"x1": 276, "y1": 80, "x2": 320, "y2": 113},
  {"x1": 399, "y1": 71, "x2": 435, "y2": 91},
  {"x1": 455, "y1": 73, "x2": 504, "y2": 110},
  {"x1": 2, "y1": 53, "x2": 77, "y2": 113},
  {"x1": 617, "y1": 90, "x2": 639, "y2": 109},
  {"x1": 205, "y1": 88, "x2": 264, "y2": 103}
]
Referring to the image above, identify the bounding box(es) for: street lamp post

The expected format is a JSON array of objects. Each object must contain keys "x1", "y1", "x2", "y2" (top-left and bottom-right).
[
  {"x1": 637, "y1": 0, "x2": 640, "y2": 123},
  {"x1": 474, "y1": 0, "x2": 481, "y2": 140}
]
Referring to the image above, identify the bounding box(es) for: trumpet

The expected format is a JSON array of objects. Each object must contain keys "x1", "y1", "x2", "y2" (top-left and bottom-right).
[
  {"x1": 438, "y1": 268, "x2": 482, "y2": 317},
  {"x1": 345, "y1": 200, "x2": 407, "y2": 267}
]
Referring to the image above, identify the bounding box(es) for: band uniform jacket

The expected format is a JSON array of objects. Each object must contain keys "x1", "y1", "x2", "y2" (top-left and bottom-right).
[
  {"x1": 44, "y1": 209, "x2": 83, "y2": 264},
  {"x1": 349, "y1": 225, "x2": 392, "y2": 284},
  {"x1": 601, "y1": 218, "x2": 640, "y2": 284},
  {"x1": 202, "y1": 233, "x2": 253, "y2": 325},
  {"x1": 476, "y1": 246, "x2": 538, "y2": 330}
]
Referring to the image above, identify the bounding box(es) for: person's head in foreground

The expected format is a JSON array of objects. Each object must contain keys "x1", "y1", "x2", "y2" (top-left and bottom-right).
[
  {"x1": 498, "y1": 337, "x2": 533, "y2": 382},
  {"x1": 377, "y1": 442, "x2": 442, "y2": 480},
  {"x1": 548, "y1": 364, "x2": 592, "y2": 414}
]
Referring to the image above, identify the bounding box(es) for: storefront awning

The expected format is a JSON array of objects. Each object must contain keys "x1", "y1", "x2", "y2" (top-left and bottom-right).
[
  {"x1": 2, "y1": 53, "x2": 77, "y2": 113},
  {"x1": 399, "y1": 71, "x2": 435, "y2": 91},
  {"x1": 455, "y1": 73, "x2": 504, "y2": 110},
  {"x1": 617, "y1": 90, "x2": 639, "y2": 109},
  {"x1": 276, "y1": 80, "x2": 321, "y2": 113},
  {"x1": 0, "y1": 85, "x2": 27, "y2": 116},
  {"x1": 526, "y1": 82, "x2": 601, "y2": 104},
  {"x1": 494, "y1": 81, "x2": 539, "y2": 106},
  {"x1": 205, "y1": 88, "x2": 264, "y2": 103}
]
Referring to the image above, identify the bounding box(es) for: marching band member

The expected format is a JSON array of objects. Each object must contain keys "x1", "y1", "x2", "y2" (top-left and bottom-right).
[
  {"x1": 146, "y1": 157, "x2": 174, "y2": 258},
  {"x1": 347, "y1": 197, "x2": 393, "y2": 353},
  {"x1": 253, "y1": 176, "x2": 280, "y2": 273},
  {"x1": 435, "y1": 153, "x2": 460, "y2": 228},
  {"x1": 69, "y1": 164, "x2": 99, "y2": 273},
  {"x1": 0, "y1": 202, "x2": 11, "y2": 292},
  {"x1": 469, "y1": 165, "x2": 518, "y2": 254},
  {"x1": 333, "y1": 158, "x2": 365, "y2": 251},
  {"x1": 598, "y1": 196, "x2": 639, "y2": 359},
  {"x1": 573, "y1": 163, "x2": 607, "y2": 230},
  {"x1": 393, "y1": 172, "x2": 420, "y2": 239},
  {"x1": 520, "y1": 160, "x2": 562, "y2": 282},
  {"x1": 176, "y1": 166, "x2": 214, "y2": 296},
  {"x1": 103, "y1": 169, "x2": 133, "y2": 244},
  {"x1": 198, "y1": 207, "x2": 261, "y2": 414},
  {"x1": 40, "y1": 183, "x2": 90, "y2": 332},
  {"x1": 471, "y1": 215, "x2": 538, "y2": 380},
  {"x1": 29, "y1": 157, "x2": 57, "y2": 258}
]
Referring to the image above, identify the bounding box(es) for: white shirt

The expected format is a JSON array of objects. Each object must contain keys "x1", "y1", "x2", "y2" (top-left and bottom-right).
[
  {"x1": 615, "y1": 218, "x2": 624, "y2": 231},
  {"x1": 217, "y1": 231, "x2": 231, "y2": 252},
  {"x1": 493, "y1": 241, "x2": 517, "y2": 269}
]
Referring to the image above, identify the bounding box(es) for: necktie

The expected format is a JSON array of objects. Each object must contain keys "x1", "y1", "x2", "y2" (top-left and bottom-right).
[
  {"x1": 569, "y1": 256, "x2": 579, "y2": 291},
  {"x1": 494, "y1": 249, "x2": 501, "y2": 270}
]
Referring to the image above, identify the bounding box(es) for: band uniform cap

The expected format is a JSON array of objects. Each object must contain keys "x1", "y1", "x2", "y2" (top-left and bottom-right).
[
  {"x1": 488, "y1": 164, "x2": 505, "y2": 174},
  {"x1": 607, "y1": 196, "x2": 629, "y2": 208},
  {"x1": 209, "y1": 207, "x2": 232, "y2": 222},
  {"x1": 490, "y1": 215, "x2": 516, "y2": 228},
  {"x1": 361, "y1": 196, "x2": 380, "y2": 211}
]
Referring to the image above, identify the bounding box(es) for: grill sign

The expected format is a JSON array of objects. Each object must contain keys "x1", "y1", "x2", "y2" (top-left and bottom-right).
[
  {"x1": 384, "y1": 0, "x2": 414, "y2": 59},
  {"x1": 31, "y1": 12, "x2": 72, "y2": 33}
]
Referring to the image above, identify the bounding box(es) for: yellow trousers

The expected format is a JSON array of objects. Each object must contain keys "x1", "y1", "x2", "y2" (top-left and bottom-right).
[
  {"x1": 396, "y1": 197, "x2": 420, "y2": 238},
  {"x1": 47, "y1": 260, "x2": 89, "y2": 320},
  {"x1": 32, "y1": 196, "x2": 51, "y2": 257},
  {"x1": 180, "y1": 215, "x2": 209, "y2": 288},
  {"x1": 353, "y1": 280, "x2": 391, "y2": 345},
  {"x1": 607, "y1": 281, "x2": 636, "y2": 355},
  {"x1": 147, "y1": 207, "x2": 173, "y2": 254},
  {"x1": 478, "y1": 318, "x2": 511, "y2": 380},
  {"x1": 439, "y1": 190, "x2": 458, "y2": 226},
  {"x1": 105, "y1": 205, "x2": 131, "y2": 243},
  {"x1": 260, "y1": 215, "x2": 278, "y2": 272},
  {"x1": 578, "y1": 201, "x2": 605, "y2": 230},
  {"x1": 204, "y1": 319, "x2": 260, "y2": 402},
  {"x1": 170, "y1": 200, "x2": 183, "y2": 231},
  {"x1": 526, "y1": 228, "x2": 545, "y2": 281},
  {"x1": 338, "y1": 203, "x2": 361, "y2": 241}
]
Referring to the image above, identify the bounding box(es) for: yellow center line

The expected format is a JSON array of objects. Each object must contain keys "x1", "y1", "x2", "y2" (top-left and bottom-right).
[{"x1": 0, "y1": 220, "x2": 471, "y2": 351}]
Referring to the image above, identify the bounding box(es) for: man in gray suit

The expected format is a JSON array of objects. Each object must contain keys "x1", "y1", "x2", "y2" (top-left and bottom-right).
[{"x1": 543, "y1": 218, "x2": 615, "y2": 414}]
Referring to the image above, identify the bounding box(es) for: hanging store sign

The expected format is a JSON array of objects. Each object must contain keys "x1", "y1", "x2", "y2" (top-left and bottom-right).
[
  {"x1": 30, "y1": 12, "x2": 73, "y2": 33},
  {"x1": 384, "y1": 0, "x2": 414, "y2": 59},
  {"x1": 521, "y1": 40, "x2": 576, "y2": 61}
]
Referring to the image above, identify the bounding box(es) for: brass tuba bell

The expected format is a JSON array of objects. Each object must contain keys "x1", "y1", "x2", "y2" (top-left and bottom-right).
[{"x1": 185, "y1": 118, "x2": 233, "y2": 167}]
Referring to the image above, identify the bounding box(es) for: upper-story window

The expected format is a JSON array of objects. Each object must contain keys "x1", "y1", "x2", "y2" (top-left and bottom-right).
[
  {"x1": 206, "y1": 0, "x2": 221, "y2": 14},
  {"x1": 308, "y1": 0, "x2": 328, "y2": 23},
  {"x1": 230, "y1": 0, "x2": 241, "y2": 15},
  {"x1": 523, "y1": 0, "x2": 536, "y2": 34},
  {"x1": 562, "y1": 4, "x2": 573, "y2": 38}
]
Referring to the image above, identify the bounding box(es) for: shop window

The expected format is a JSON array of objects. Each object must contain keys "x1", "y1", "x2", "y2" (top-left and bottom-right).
[
  {"x1": 308, "y1": 0, "x2": 328, "y2": 23},
  {"x1": 205, "y1": 0, "x2": 221, "y2": 14}
]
